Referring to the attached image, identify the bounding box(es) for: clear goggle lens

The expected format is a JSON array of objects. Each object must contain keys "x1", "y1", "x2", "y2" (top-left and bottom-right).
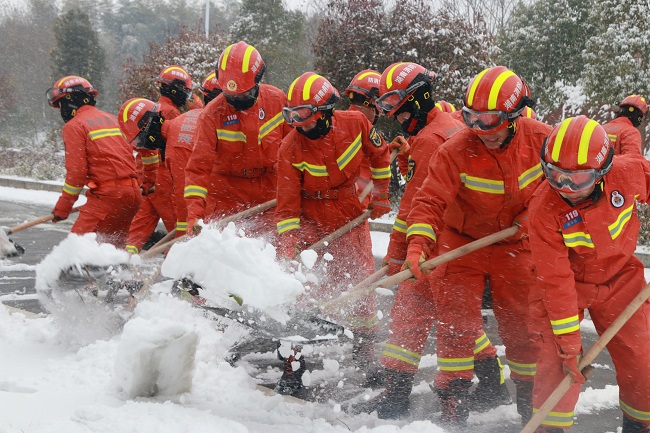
[
  {"x1": 462, "y1": 107, "x2": 508, "y2": 131},
  {"x1": 543, "y1": 163, "x2": 598, "y2": 193}
]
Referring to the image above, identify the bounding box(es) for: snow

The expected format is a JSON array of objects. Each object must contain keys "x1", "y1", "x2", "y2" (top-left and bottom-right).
[{"x1": 0, "y1": 187, "x2": 632, "y2": 433}]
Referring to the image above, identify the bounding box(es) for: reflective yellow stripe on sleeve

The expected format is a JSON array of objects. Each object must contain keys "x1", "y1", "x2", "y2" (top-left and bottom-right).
[
  {"x1": 406, "y1": 223, "x2": 436, "y2": 241},
  {"x1": 217, "y1": 129, "x2": 247, "y2": 142},
  {"x1": 608, "y1": 203, "x2": 634, "y2": 240},
  {"x1": 370, "y1": 165, "x2": 392, "y2": 179},
  {"x1": 550, "y1": 315, "x2": 580, "y2": 335},
  {"x1": 175, "y1": 222, "x2": 187, "y2": 232},
  {"x1": 184, "y1": 185, "x2": 208, "y2": 199},
  {"x1": 392, "y1": 218, "x2": 407, "y2": 234},
  {"x1": 62, "y1": 182, "x2": 83, "y2": 196},
  {"x1": 460, "y1": 173, "x2": 505, "y2": 194},
  {"x1": 126, "y1": 245, "x2": 139, "y2": 254},
  {"x1": 141, "y1": 154, "x2": 159, "y2": 165},
  {"x1": 562, "y1": 231, "x2": 594, "y2": 248}
]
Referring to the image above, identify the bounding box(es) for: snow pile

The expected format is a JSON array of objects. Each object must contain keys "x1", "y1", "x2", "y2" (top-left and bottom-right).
[
  {"x1": 0, "y1": 229, "x2": 19, "y2": 257},
  {"x1": 35, "y1": 232, "x2": 132, "y2": 291},
  {"x1": 162, "y1": 223, "x2": 305, "y2": 316}
]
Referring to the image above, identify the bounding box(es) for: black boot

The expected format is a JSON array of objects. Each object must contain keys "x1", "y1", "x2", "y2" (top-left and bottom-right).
[
  {"x1": 352, "y1": 369, "x2": 414, "y2": 419},
  {"x1": 513, "y1": 379, "x2": 534, "y2": 425},
  {"x1": 352, "y1": 331, "x2": 385, "y2": 387},
  {"x1": 275, "y1": 345, "x2": 306, "y2": 396},
  {"x1": 437, "y1": 379, "x2": 473, "y2": 426},
  {"x1": 623, "y1": 415, "x2": 650, "y2": 433},
  {"x1": 469, "y1": 357, "x2": 512, "y2": 411}
]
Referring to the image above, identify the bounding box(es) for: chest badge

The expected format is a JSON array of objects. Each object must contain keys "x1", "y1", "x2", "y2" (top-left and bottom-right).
[
  {"x1": 610, "y1": 190, "x2": 624, "y2": 208},
  {"x1": 561, "y1": 209, "x2": 582, "y2": 229},
  {"x1": 259, "y1": 108, "x2": 265, "y2": 120}
]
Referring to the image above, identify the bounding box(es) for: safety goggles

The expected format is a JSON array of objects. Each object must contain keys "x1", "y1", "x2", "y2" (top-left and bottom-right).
[
  {"x1": 542, "y1": 162, "x2": 599, "y2": 193},
  {"x1": 282, "y1": 102, "x2": 336, "y2": 127},
  {"x1": 376, "y1": 80, "x2": 428, "y2": 114},
  {"x1": 46, "y1": 87, "x2": 75, "y2": 108},
  {"x1": 461, "y1": 107, "x2": 510, "y2": 131}
]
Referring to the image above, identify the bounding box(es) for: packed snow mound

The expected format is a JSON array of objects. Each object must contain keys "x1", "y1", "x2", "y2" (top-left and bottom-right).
[
  {"x1": 162, "y1": 224, "x2": 305, "y2": 311},
  {"x1": 35, "y1": 233, "x2": 132, "y2": 291}
]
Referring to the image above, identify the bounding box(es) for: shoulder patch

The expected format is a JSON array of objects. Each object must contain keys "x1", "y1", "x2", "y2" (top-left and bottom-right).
[
  {"x1": 369, "y1": 127, "x2": 382, "y2": 147},
  {"x1": 405, "y1": 158, "x2": 415, "y2": 182},
  {"x1": 610, "y1": 190, "x2": 624, "y2": 208}
]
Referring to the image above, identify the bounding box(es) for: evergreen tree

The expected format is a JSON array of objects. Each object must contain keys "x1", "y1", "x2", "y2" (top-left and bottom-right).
[
  {"x1": 497, "y1": 0, "x2": 595, "y2": 122},
  {"x1": 50, "y1": 8, "x2": 106, "y2": 93},
  {"x1": 229, "y1": 0, "x2": 310, "y2": 91},
  {"x1": 582, "y1": 0, "x2": 650, "y2": 113},
  {"x1": 119, "y1": 26, "x2": 228, "y2": 105}
]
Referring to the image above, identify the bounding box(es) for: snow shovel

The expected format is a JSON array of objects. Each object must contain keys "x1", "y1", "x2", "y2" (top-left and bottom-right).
[
  {"x1": 520, "y1": 279, "x2": 650, "y2": 433},
  {"x1": 320, "y1": 225, "x2": 520, "y2": 314},
  {"x1": 356, "y1": 147, "x2": 400, "y2": 204},
  {"x1": 2, "y1": 207, "x2": 80, "y2": 236},
  {"x1": 303, "y1": 209, "x2": 373, "y2": 255}
]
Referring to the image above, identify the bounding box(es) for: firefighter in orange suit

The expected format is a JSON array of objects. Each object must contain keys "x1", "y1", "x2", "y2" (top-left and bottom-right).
[
  {"x1": 184, "y1": 41, "x2": 290, "y2": 238},
  {"x1": 275, "y1": 72, "x2": 392, "y2": 389},
  {"x1": 356, "y1": 63, "x2": 508, "y2": 419},
  {"x1": 46, "y1": 76, "x2": 141, "y2": 248},
  {"x1": 345, "y1": 69, "x2": 384, "y2": 209},
  {"x1": 125, "y1": 65, "x2": 193, "y2": 253},
  {"x1": 603, "y1": 95, "x2": 647, "y2": 156},
  {"x1": 404, "y1": 66, "x2": 551, "y2": 426},
  {"x1": 528, "y1": 116, "x2": 650, "y2": 433}
]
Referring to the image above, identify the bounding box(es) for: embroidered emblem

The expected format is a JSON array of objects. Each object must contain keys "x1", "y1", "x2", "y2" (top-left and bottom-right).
[
  {"x1": 405, "y1": 158, "x2": 415, "y2": 182},
  {"x1": 226, "y1": 80, "x2": 237, "y2": 92},
  {"x1": 611, "y1": 190, "x2": 624, "y2": 208},
  {"x1": 369, "y1": 127, "x2": 382, "y2": 147}
]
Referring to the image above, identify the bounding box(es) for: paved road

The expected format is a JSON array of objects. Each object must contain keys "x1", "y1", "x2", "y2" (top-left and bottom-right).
[{"x1": 0, "y1": 197, "x2": 626, "y2": 432}]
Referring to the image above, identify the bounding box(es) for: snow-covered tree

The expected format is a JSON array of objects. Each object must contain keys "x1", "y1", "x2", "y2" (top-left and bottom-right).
[
  {"x1": 118, "y1": 27, "x2": 228, "y2": 107},
  {"x1": 582, "y1": 0, "x2": 650, "y2": 112},
  {"x1": 229, "y1": 0, "x2": 310, "y2": 91},
  {"x1": 51, "y1": 8, "x2": 106, "y2": 93},
  {"x1": 497, "y1": 0, "x2": 595, "y2": 122}
]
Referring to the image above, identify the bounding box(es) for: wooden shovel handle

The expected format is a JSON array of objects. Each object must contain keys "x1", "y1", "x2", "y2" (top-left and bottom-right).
[
  {"x1": 520, "y1": 280, "x2": 650, "y2": 433},
  {"x1": 7, "y1": 207, "x2": 80, "y2": 235}
]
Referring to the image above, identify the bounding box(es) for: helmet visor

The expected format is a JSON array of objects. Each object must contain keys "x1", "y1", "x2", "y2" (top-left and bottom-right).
[
  {"x1": 282, "y1": 105, "x2": 318, "y2": 127},
  {"x1": 543, "y1": 163, "x2": 598, "y2": 193},
  {"x1": 462, "y1": 107, "x2": 508, "y2": 131}
]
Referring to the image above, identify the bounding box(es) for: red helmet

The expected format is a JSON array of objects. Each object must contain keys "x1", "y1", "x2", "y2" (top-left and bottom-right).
[
  {"x1": 118, "y1": 97, "x2": 160, "y2": 146},
  {"x1": 216, "y1": 41, "x2": 265, "y2": 95},
  {"x1": 462, "y1": 66, "x2": 528, "y2": 135},
  {"x1": 619, "y1": 94, "x2": 648, "y2": 116},
  {"x1": 541, "y1": 115, "x2": 613, "y2": 193},
  {"x1": 376, "y1": 62, "x2": 434, "y2": 116},
  {"x1": 199, "y1": 71, "x2": 222, "y2": 101},
  {"x1": 156, "y1": 65, "x2": 192, "y2": 91},
  {"x1": 346, "y1": 69, "x2": 381, "y2": 106},
  {"x1": 522, "y1": 106, "x2": 537, "y2": 119},
  {"x1": 435, "y1": 100, "x2": 457, "y2": 113},
  {"x1": 283, "y1": 72, "x2": 340, "y2": 127},
  {"x1": 46, "y1": 76, "x2": 98, "y2": 108}
]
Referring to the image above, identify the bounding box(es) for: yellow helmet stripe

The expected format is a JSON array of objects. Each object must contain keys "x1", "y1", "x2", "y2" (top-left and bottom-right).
[
  {"x1": 287, "y1": 76, "x2": 300, "y2": 100},
  {"x1": 56, "y1": 75, "x2": 76, "y2": 87},
  {"x1": 242, "y1": 45, "x2": 255, "y2": 73},
  {"x1": 122, "y1": 98, "x2": 147, "y2": 122},
  {"x1": 302, "y1": 73, "x2": 322, "y2": 102},
  {"x1": 578, "y1": 119, "x2": 599, "y2": 164},
  {"x1": 357, "y1": 71, "x2": 381, "y2": 81},
  {"x1": 205, "y1": 71, "x2": 216, "y2": 81},
  {"x1": 385, "y1": 63, "x2": 407, "y2": 90},
  {"x1": 466, "y1": 68, "x2": 490, "y2": 107},
  {"x1": 162, "y1": 66, "x2": 186, "y2": 75},
  {"x1": 488, "y1": 70, "x2": 515, "y2": 110},
  {"x1": 220, "y1": 44, "x2": 234, "y2": 71},
  {"x1": 551, "y1": 118, "x2": 572, "y2": 162}
]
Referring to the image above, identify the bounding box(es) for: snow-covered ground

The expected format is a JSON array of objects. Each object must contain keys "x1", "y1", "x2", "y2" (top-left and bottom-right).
[{"x1": 0, "y1": 186, "x2": 634, "y2": 433}]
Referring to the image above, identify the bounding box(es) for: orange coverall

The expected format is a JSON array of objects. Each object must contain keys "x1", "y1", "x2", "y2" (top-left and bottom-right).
[
  {"x1": 406, "y1": 117, "x2": 552, "y2": 389},
  {"x1": 184, "y1": 84, "x2": 289, "y2": 237},
  {"x1": 54, "y1": 104, "x2": 141, "y2": 248},
  {"x1": 603, "y1": 116, "x2": 643, "y2": 156},
  {"x1": 379, "y1": 109, "x2": 501, "y2": 374},
  {"x1": 275, "y1": 110, "x2": 391, "y2": 332},
  {"x1": 126, "y1": 97, "x2": 179, "y2": 253},
  {"x1": 527, "y1": 155, "x2": 650, "y2": 430}
]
